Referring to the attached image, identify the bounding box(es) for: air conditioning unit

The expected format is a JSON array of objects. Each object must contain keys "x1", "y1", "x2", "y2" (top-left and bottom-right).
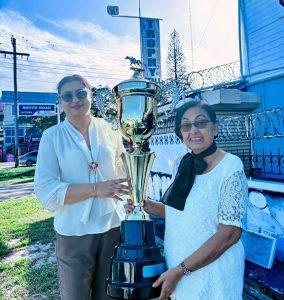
[{"x1": 200, "y1": 89, "x2": 260, "y2": 106}]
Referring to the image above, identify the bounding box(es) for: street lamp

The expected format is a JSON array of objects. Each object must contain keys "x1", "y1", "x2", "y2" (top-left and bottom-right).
[
  {"x1": 107, "y1": 2, "x2": 163, "y2": 82},
  {"x1": 107, "y1": 3, "x2": 143, "y2": 63}
]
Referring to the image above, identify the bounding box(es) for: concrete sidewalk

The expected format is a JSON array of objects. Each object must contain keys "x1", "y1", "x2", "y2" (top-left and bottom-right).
[
  {"x1": 0, "y1": 182, "x2": 34, "y2": 201},
  {"x1": 0, "y1": 162, "x2": 15, "y2": 170}
]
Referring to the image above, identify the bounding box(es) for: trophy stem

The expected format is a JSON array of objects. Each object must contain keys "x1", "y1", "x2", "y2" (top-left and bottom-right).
[{"x1": 121, "y1": 151, "x2": 155, "y2": 220}]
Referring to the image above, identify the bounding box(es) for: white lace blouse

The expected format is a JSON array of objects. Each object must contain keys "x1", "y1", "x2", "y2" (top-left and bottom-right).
[{"x1": 164, "y1": 153, "x2": 248, "y2": 300}]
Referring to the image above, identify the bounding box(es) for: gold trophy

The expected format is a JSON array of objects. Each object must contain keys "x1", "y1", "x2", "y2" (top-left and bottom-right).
[{"x1": 95, "y1": 58, "x2": 165, "y2": 299}]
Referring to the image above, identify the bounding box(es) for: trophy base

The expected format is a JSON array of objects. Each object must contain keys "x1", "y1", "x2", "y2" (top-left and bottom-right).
[
  {"x1": 107, "y1": 283, "x2": 160, "y2": 300},
  {"x1": 106, "y1": 220, "x2": 165, "y2": 299},
  {"x1": 126, "y1": 206, "x2": 148, "y2": 221}
]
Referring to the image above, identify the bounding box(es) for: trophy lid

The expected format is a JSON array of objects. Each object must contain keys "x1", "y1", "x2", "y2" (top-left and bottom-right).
[{"x1": 112, "y1": 63, "x2": 161, "y2": 100}]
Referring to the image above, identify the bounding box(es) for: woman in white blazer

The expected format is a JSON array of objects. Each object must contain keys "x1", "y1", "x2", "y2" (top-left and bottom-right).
[{"x1": 34, "y1": 74, "x2": 131, "y2": 300}]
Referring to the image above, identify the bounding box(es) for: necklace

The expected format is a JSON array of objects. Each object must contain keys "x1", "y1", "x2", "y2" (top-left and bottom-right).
[{"x1": 89, "y1": 161, "x2": 99, "y2": 173}]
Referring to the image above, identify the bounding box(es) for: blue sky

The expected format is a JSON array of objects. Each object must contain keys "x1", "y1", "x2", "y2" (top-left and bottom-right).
[
  {"x1": 0, "y1": 0, "x2": 142, "y2": 39},
  {"x1": 0, "y1": 0, "x2": 239, "y2": 91}
]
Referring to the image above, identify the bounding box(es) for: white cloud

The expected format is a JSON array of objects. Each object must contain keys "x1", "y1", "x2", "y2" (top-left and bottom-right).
[
  {"x1": 0, "y1": 10, "x2": 139, "y2": 92},
  {"x1": 0, "y1": 0, "x2": 239, "y2": 92}
]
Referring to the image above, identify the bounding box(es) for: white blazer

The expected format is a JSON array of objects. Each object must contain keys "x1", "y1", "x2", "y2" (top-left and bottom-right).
[{"x1": 34, "y1": 117, "x2": 126, "y2": 236}]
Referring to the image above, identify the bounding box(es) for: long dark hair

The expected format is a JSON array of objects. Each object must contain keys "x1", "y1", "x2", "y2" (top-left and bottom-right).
[{"x1": 175, "y1": 101, "x2": 217, "y2": 139}]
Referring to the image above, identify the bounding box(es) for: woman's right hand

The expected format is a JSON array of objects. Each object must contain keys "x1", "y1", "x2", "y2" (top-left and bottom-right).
[
  {"x1": 94, "y1": 178, "x2": 132, "y2": 200},
  {"x1": 144, "y1": 199, "x2": 165, "y2": 218},
  {"x1": 124, "y1": 199, "x2": 165, "y2": 218}
]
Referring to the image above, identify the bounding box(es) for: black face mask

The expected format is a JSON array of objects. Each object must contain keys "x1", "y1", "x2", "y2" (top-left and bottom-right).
[{"x1": 161, "y1": 142, "x2": 217, "y2": 211}]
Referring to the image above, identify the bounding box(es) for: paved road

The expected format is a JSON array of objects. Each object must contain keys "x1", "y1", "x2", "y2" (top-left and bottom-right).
[{"x1": 0, "y1": 182, "x2": 34, "y2": 201}]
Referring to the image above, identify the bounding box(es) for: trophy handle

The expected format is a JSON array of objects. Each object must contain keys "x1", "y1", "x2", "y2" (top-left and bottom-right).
[
  {"x1": 121, "y1": 151, "x2": 155, "y2": 220},
  {"x1": 93, "y1": 87, "x2": 118, "y2": 129}
]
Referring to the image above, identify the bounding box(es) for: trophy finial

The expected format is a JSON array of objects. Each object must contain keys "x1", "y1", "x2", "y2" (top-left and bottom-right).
[{"x1": 125, "y1": 56, "x2": 144, "y2": 79}]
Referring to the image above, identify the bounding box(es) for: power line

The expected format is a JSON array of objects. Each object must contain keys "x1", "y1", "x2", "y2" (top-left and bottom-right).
[
  {"x1": 0, "y1": 51, "x2": 132, "y2": 70},
  {"x1": 1, "y1": 74, "x2": 58, "y2": 84},
  {"x1": 0, "y1": 65, "x2": 127, "y2": 80},
  {"x1": 0, "y1": 58, "x2": 129, "y2": 74},
  {"x1": 0, "y1": 59, "x2": 129, "y2": 75},
  {"x1": 195, "y1": 0, "x2": 219, "y2": 48},
  {"x1": 0, "y1": 33, "x2": 138, "y2": 56}
]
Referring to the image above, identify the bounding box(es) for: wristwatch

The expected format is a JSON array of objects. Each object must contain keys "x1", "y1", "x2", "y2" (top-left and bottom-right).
[{"x1": 179, "y1": 262, "x2": 191, "y2": 276}]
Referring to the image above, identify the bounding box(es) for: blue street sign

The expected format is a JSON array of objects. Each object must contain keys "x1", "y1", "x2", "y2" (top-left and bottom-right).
[{"x1": 18, "y1": 103, "x2": 56, "y2": 116}]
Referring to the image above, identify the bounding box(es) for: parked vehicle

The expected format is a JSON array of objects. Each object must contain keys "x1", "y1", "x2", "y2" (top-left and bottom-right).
[{"x1": 19, "y1": 150, "x2": 38, "y2": 167}]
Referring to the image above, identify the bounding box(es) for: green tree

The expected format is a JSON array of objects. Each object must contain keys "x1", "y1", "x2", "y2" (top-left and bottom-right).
[
  {"x1": 32, "y1": 115, "x2": 64, "y2": 133},
  {"x1": 166, "y1": 30, "x2": 188, "y2": 88}
]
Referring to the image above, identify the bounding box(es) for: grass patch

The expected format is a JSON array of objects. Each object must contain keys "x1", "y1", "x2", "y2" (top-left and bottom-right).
[
  {"x1": 0, "y1": 195, "x2": 58, "y2": 299},
  {"x1": 0, "y1": 195, "x2": 54, "y2": 257},
  {"x1": 0, "y1": 259, "x2": 60, "y2": 300},
  {"x1": 0, "y1": 167, "x2": 35, "y2": 185}
]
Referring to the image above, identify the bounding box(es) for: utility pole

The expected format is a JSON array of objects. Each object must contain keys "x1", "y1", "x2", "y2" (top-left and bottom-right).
[
  {"x1": 138, "y1": 0, "x2": 143, "y2": 64},
  {"x1": 56, "y1": 101, "x2": 61, "y2": 124},
  {"x1": 188, "y1": 0, "x2": 195, "y2": 71},
  {"x1": 0, "y1": 37, "x2": 30, "y2": 167}
]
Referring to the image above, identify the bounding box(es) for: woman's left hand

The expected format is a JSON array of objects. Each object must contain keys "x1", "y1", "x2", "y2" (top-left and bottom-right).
[{"x1": 152, "y1": 267, "x2": 183, "y2": 300}]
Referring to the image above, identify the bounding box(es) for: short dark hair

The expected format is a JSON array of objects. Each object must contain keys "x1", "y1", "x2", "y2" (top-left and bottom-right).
[
  {"x1": 175, "y1": 101, "x2": 217, "y2": 139},
  {"x1": 57, "y1": 74, "x2": 91, "y2": 94}
]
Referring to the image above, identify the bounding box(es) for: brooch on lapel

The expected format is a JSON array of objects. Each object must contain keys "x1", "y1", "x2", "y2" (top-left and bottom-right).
[{"x1": 89, "y1": 161, "x2": 99, "y2": 172}]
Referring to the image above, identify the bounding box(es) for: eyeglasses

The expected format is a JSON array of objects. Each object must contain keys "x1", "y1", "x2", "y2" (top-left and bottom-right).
[
  {"x1": 180, "y1": 120, "x2": 211, "y2": 132},
  {"x1": 60, "y1": 88, "x2": 88, "y2": 103}
]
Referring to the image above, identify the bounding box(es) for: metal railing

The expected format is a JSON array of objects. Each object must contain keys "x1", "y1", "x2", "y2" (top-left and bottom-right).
[
  {"x1": 148, "y1": 149, "x2": 284, "y2": 200},
  {"x1": 154, "y1": 108, "x2": 284, "y2": 141},
  {"x1": 159, "y1": 61, "x2": 241, "y2": 106},
  {"x1": 218, "y1": 108, "x2": 284, "y2": 141},
  {"x1": 186, "y1": 61, "x2": 241, "y2": 91}
]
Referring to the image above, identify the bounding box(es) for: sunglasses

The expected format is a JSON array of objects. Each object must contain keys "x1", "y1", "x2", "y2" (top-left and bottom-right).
[
  {"x1": 60, "y1": 88, "x2": 88, "y2": 103},
  {"x1": 180, "y1": 120, "x2": 211, "y2": 132}
]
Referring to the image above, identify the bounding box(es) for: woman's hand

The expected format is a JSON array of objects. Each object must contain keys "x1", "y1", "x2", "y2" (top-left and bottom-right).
[
  {"x1": 95, "y1": 178, "x2": 132, "y2": 200},
  {"x1": 143, "y1": 199, "x2": 158, "y2": 215},
  {"x1": 124, "y1": 199, "x2": 164, "y2": 217},
  {"x1": 124, "y1": 199, "x2": 135, "y2": 214},
  {"x1": 152, "y1": 267, "x2": 183, "y2": 300}
]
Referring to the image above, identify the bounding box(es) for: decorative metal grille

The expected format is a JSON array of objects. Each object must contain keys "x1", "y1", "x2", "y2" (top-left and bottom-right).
[
  {"x1": 149, "y1": 133, "x2": 182, "y2": 146},
  {"x1": 218, "y1": 108, "x2": 284, "y2": 141},
  {"x1": 149, "y1": 149, "x2": 284, "y2": 198},
  {"x1": 154, "y1": 108, "x2": 284, "y2": 141}
]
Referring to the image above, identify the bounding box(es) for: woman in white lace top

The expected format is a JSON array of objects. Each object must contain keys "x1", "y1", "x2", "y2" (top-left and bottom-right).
[{"x1": 127, "y1": 101, "x2": 248, "y2": 300}]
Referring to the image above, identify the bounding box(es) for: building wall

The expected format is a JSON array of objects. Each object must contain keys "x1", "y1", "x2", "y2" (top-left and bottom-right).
[
  {"x1": 240, "y1": 0, "x2": 284, "y2": 83},
  {"x1": 248, "y1": 76, "x2": 284, "y2": 110},
  {"x1": 248, "y1": 76, "x2": 284, "y2": 177},
  {"x1": 239, "y1": 0, "x2": 284, "y2": 179},
  {"x1": 0, "y1": 91, "x2": 57, "y2": 159}
]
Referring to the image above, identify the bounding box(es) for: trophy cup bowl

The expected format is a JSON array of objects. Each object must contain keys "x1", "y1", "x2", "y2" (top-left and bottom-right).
[{"x1": 105, "y1": 73, "x2": 166, "y2": 299}]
